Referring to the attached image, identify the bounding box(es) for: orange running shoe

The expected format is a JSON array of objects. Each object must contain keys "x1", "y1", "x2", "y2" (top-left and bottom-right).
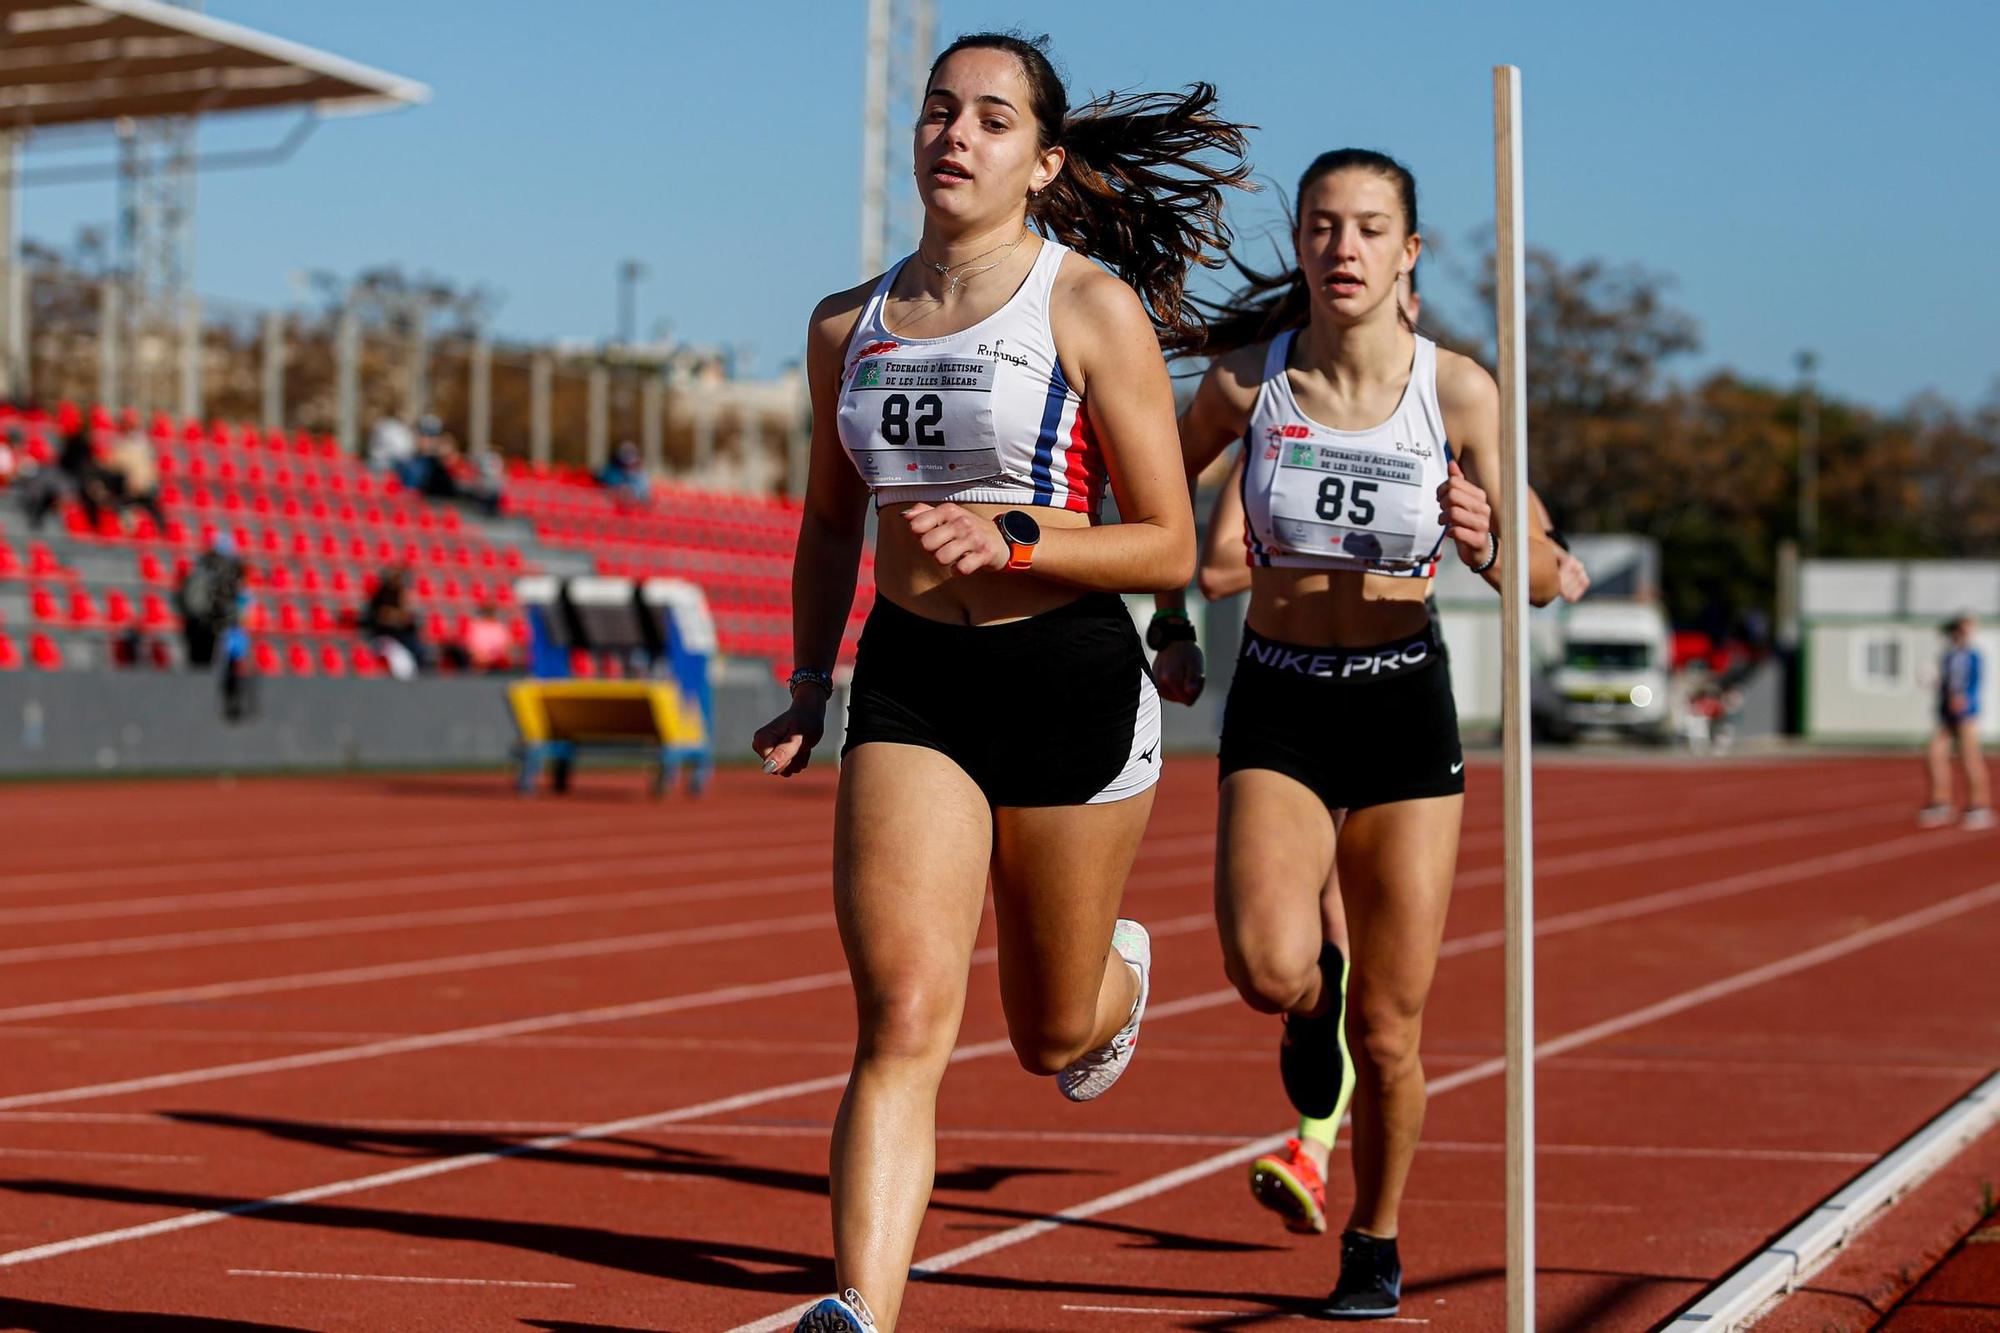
[{"x1": 1249, "y1": 1136, "x2": 1328, "y2": 1235}]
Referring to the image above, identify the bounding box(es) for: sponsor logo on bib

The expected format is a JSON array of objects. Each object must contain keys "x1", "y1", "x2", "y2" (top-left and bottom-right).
[{"x1": 847, "y1": 339, "x2": 900, "y2": 380}]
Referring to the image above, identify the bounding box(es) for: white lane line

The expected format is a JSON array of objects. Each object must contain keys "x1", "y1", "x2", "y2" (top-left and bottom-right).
[
  {"x1": 7, "y1": 800, "x2": 1936, "y2": 1024},
  {"x1": 0, "y1": 872, "x2": 836, "y2": 967},
  {"x1": 6, "y1": 882, "x2": 1995, "y2": 1281},
  {"x1": 0, "y1": 840, "x2": 834, "y2": 928},
  {"x1": 0, "y1": 1025, "x2": 1030, "y2": 1271},
  {"x1": 0, "y1": 775, "x2": 1881, "y2": 933},
  {"x1": 227, "y1": 1269, "x2": 575, "y2": 1289},
  {"x1": 1450, "y1": 801, "x2": 1917, "y2": 893},
  {"x1": 1061, "y1": 1304, "x2": 1430, "y2": 1324},
  {"x1": 0, "y1": 910, "x2": 837, "y2": 1028},
  {"x1": 0, "y1": 1110, "x2": 1881, "y2": 1165},
  {"x1": 0, "y1": 811, "x2": 1962, "y2": 1122},
  {"x1": 0, "y1": 914, "x2": 1205, "y2": 1113},
  {"x1": 0, "y1": 1147, "x2": 200, "y2": 1164},
  {"x1": 0, "y1": 806, "x2": 826, "y2": 897},
  {"x1": 0, "y1": 869, "x2": 1204, "y2": 1028},
  {"x1": 0, "y1": 827, "x2": 1213, "y2": 929},
  {"x1": 0, "y1": 810, "x2": 652, "y2": 879},
  {"x1": 0, "y1": 836, "x2": 1219, "y2": 967},
  {"x1": 1438, "y1": 825, "x2": 1973, "y2": 957},
  {"x1": 0, "y1": 962, "x2": 847, "y2": 1113},
  {"x1": 725, "y1": 877, "x2": 2000, "y2": 1332},
  {"x1": 0, "y1": 1027, "x2": 861, "y2": 1056}
]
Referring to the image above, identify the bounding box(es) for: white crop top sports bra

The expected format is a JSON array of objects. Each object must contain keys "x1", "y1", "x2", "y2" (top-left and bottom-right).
[
  {"x1": 1240, "y1": 329, "x2": 1452, "y2": 577},
  {"x1": 835, "y1": 238, "x2": 1102, "y2": 515}
]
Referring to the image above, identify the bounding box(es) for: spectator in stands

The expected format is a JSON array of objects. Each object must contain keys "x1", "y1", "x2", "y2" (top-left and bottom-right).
[
  {"x1": 0, "y1": 428, "x2": 17, "y2": 490},
  {"x1": 177, "y1": 534, "x2": 246, "y2": 669},
  {"x1": 597, "y1": 440, "x2": 650, "y2": 507},
  {"x1": 368, "y1": 412, "x2": 418, "y2": 479},
  {"x1": 446, "y1": 602, "x2": 512, "y2": 673},
  {"x1": 361, "y1": 562, "x2": 427, "y2": 677},
  {"x1": 414, "y1": 422, "x2": 464, "y2": 502},
  {"x1": 23, "y1": 428, "x2": 111, "y2": 530},
  {"x1": 176, "y1": 534, "x2": 252, "y2": 719},
  {"x1": 461, "y1": 442, "x2": 508, "y2": 517},
  {"x1": 105, "y1": 429, "x2": 166, "y2": 530}
]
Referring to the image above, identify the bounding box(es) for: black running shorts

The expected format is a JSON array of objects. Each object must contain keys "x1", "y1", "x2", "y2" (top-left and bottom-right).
[
  {"x1": 842, "y1": 591, "x2": 1161, "y2": 807},
  {"x1": 1218, "y1": 624, "x2": 1464, "y2": 811}
]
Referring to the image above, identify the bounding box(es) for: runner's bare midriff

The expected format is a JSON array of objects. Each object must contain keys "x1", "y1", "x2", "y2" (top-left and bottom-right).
[
  {"x1": 1245, "y1": 565, "x2": 1433, "y2": 648},
  {"x1": 874, "y1": 500, "x2": 1098, "y2": 626}
]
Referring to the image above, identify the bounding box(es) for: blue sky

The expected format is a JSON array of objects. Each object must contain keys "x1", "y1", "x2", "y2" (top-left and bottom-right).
[{"x1": 17, "y1": 0, "x2": 2000, "y2": 410}]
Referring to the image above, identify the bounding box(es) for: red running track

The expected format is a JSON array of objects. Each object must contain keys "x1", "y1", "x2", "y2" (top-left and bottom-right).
[{"x1": 0, "y1": 755, "x2": 1995, "y2": 1331}]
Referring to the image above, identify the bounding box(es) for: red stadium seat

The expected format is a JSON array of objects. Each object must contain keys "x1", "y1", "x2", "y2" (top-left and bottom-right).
[
  {"x1": 286, "y1": 642, "x2": 314, "y2": 676},
  {"x1": 0, "y1": 634, "x2": 18, "y2": 670},
  {"x1": 350, "y1": 643, "x2": 385, "y2": 676},
  {"x1": 103, "y1": 588, "x2": 134, "y2": 628},
  {"x1": 253, "y1": 640, "x2": 281, "y2": 674},
  {"x1": 318, "y1": 643, "x2": 347, "y2": 676},
  {"x1": 29, "y1": 633, "x2": 60, "y2": 670},
  {"x1": 142, "y1": 593, "x2": 175, "y2": 629}
]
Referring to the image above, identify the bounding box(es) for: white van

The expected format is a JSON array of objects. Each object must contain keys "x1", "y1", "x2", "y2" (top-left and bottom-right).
[{"x1": 1545, "y1": 601, "x2": 1673, "y2": 741}]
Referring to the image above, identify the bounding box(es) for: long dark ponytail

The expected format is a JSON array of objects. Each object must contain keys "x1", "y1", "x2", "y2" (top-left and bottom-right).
[
  {"x1": 928, "y1": 32, "x2": 1253, "y2": 355},
  {"x1": 1195, "y1": 148, "x2": 1420, "y2": 358}
]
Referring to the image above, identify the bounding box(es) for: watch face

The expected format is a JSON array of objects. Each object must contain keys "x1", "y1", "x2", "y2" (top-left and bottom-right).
[{"x1": 1001, "y1": 510, "x2": 1040, "y2": 545}]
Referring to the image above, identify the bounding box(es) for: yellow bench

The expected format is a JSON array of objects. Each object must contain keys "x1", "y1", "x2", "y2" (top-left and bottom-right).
[{"x1": 506, "y1": 679, "x2": 711, "y2": 797}]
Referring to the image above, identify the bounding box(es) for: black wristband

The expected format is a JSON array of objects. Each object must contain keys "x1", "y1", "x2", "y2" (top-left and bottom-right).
[{"x1": 1146, "y1": 614, "x2": 1197, "y2": 651}]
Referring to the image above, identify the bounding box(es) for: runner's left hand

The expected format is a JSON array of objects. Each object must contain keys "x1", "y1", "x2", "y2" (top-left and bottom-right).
[
  {"x1": 1438, "y1": 461, "x2": 1493, "y2": 568},
  {"x1": 904, "y1": 503, "x2": 1008, "y2": 575}
]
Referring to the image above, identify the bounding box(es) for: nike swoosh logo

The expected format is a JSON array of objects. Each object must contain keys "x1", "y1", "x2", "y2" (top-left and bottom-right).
[{"x1": 1450, "y1": 761, "x2": 1464, "y2": 774}]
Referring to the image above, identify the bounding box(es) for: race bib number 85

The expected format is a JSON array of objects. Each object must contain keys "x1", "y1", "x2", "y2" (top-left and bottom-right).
[{"x1": 1268, "y1": 439, "x2": 1435, "y2": 568}]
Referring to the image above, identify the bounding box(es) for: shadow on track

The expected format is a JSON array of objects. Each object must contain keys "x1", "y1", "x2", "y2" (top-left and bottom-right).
[
  {"x1": 161, "y1": 1110, "x2": 1076, "y2": 1197},
  {"x1": 0, "y1": 1298, "x2": 317, "y2": 1332}
]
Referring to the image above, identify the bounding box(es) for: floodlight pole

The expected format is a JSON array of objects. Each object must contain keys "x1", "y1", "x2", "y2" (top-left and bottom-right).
[
  {"x1": 0, "y1": 132, "x2": 26, "y2": 401},
  {"x1": 617, "y1": 259, "x2": 646, "y2": 347},
  {"x1": 1796, "y1": 349, "x2": 1819, "y2": 555},
  {"x1": 1493, "y1": 63, "x2": 1537, "y2": 1333},
  {"x1": 859, "y1": 0, "x2": 891, "y2": 278}
]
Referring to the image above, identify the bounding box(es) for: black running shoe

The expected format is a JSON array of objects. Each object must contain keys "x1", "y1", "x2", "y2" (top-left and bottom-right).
[
  {"x1": 1278, "y1": 941, "x2": 1349, "y2": 1119},
  {"x1": 1325, "y1": 1229, "x2": 1402, "y2": 1319}
]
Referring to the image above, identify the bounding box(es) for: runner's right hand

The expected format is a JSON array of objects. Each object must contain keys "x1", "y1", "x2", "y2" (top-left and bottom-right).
[
  {"x1": 753, "y1": 697, "x2": 826, "y2": 777},
  {"x1": 1154, "y1": 640, "x2": 1206, "y2": 705}
]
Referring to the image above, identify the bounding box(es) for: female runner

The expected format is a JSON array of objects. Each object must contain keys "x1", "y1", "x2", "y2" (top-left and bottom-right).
[
  {"x1": 753, "y1": 32, "x2": 1248, "y2": 1333},
  {"x1": 1152, "y1": 149, "x2": 1560, "y2": 1318}
]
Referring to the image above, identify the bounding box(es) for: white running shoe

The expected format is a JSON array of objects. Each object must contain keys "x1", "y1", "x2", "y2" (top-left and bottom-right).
[
  {"x1": 1964, "y1": 807, "x2": 1996, "y2": 831},
  {"x1": 1919, "y1": 804, "x2": 1957, "y2": 829},
  {"x1": 1058, "y1": 918, "x2": 1150, "y2": 1102},
  {"x1": 795, "y1": 1289, "x2": 876, "y2": 1332}
]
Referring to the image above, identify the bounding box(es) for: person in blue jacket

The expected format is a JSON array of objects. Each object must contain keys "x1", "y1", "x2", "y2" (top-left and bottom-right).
[{"x1": 1920, "y1": 614, "x2": 1992, "y2": 829}]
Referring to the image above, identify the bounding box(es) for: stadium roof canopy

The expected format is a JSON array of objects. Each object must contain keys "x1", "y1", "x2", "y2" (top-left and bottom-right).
[{"x1": 0, "y1": 0, "x2": 428, "y2": 132}]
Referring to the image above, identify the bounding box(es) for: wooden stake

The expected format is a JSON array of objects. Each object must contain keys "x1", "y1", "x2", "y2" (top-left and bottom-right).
[{"x1": 1493, "y1": 62, "x2": 1536, "y2": 1333}]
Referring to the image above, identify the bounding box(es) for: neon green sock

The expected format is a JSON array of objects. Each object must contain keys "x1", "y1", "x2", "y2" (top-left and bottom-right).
[{"x1": 1297, "y1": 944, "x2": 1355, "y2": 1151}]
